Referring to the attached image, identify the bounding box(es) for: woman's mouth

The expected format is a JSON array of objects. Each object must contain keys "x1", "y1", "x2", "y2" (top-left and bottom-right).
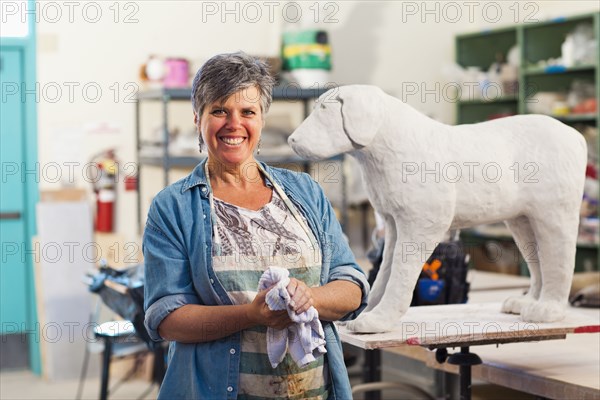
[{"x1": 219, "y1": 137, "x2": 245, "y2": 146}]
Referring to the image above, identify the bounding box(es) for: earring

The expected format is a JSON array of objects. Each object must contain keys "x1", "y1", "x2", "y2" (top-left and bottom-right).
[
  {"x1": 198, "y1": 136, "x2": 204, "y2": 153},
  {"x1": 257, "y1": 138, "x2": 262, "y2": 155}
]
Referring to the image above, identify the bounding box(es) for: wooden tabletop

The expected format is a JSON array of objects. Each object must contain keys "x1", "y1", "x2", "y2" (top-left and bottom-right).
[
  {"x1": 339, "y1": 272, "x2": 600, "y2": 399},
  {"x1": 356, "y1": 308, "x2": 600, "y2": 399},
  {"x1": 338, "y1": 302, "x2": 599, "y2": 349}
]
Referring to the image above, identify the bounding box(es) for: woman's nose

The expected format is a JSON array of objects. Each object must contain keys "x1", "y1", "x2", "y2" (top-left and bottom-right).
[{"x1": 225, "y1": 112, "x2": 242, "y2": 130}]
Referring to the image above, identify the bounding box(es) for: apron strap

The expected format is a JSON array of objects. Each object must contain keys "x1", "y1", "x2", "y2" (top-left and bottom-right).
[
  {"x1": 256, "y1": 163, "x2": 320, "y2": 252},
  {"x1": 204, "y1": 162, "x2": 223, "y2": 256}
]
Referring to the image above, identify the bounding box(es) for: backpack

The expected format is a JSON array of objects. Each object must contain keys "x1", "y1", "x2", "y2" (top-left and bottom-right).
[
  {"x1": 410, "y1": 241, "x2": 470, "y2": 306},
  {"x1": 366, "y1": 240, "x2": 470, "y2": 307}
]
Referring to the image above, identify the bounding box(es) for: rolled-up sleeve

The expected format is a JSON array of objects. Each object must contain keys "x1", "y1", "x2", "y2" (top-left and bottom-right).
[
  {"x1": 328, "y1": 265, "x2": 369, "y2": 321},
  {"x1": 143, "y1": 208, "x2": 200, "y2": 342}
]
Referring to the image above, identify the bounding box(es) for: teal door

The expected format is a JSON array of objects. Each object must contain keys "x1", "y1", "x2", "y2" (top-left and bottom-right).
[{"x1": 0, "y1": 48, "x2": 30, "y2": 364}]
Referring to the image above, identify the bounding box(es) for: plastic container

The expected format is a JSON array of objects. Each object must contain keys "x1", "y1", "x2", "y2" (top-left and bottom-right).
[
  {"x1": 163, "y1": 58, "x2": 189, "y2": 88},
  {"x1": 561, "y1": 34, "x2": 574, "y2": 67}
]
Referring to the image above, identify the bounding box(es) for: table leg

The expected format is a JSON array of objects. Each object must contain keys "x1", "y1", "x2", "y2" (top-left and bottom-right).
[
  {"x1": 152, "y1": 344, "x2": 166, "y2": 384},
  {"x1": 100, "y1": 339, "x2": 112, "y2": 400},
  {"x1": 459, "y1": 348, "x2": 472, "y2": 400},
  {"x1": 446, "y1": 346, "x2": 482, "y2": 400},
  {"x1": 363, "y1": 349, "x2": 382, "y2": 400}
]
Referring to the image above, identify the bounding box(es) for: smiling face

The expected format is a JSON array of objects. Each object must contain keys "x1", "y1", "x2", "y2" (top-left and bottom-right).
[{"x1": 196, "y1": 86, "x2": 264, "y2": 168}]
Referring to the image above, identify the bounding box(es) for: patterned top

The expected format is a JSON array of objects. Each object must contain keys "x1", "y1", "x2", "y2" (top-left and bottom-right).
[{"x1": 211, "y1": 190, "x2": 329, "y2": 399}]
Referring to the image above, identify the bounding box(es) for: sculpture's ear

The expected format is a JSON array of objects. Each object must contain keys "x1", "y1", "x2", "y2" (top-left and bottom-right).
[{"x1": 339, "y1": 85, "x2": 384, "y2": 147}]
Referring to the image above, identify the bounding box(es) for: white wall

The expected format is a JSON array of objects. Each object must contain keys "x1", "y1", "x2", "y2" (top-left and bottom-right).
[
  {"x1": 36, "y1": 1, "x2": 282, "y2": 240},
  {"x1": 328, "y1": 0, "x2": 599, "y2": 122},
  {"x1": 34, "y1": 1, "x2": 599, "y2": 241}
]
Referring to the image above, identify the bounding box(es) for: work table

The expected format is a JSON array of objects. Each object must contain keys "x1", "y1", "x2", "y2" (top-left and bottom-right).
[{"x1": 339, "y1": 270, "x2": 600, "y2": 399}]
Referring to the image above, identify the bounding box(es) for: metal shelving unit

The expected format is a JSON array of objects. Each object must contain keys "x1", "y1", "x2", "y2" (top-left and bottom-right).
[
  {"x1": 134, "y1": 86, "x2": 349, "y2": 232},
  {"x1": 456, "y1": 12, "x2": 600, "y2": 271}
]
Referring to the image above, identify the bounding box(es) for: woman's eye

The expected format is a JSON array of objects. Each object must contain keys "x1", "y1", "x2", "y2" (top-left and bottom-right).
[
  {"x1": 211, "y1": 109, "x2": 226, "y2": 116},
  {"x1": 243, "y1": 110, "x2": 256, "y2": 116}
]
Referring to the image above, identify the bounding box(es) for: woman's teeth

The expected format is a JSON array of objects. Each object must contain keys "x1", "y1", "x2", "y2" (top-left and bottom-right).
[{"x1": 220, "y1": 137, "x2": 244, "y2": 145}]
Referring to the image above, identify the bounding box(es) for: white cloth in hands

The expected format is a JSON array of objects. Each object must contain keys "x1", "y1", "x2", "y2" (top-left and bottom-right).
[{"x1": 257, "y1": 266, "x2": 327, "y2": 368}]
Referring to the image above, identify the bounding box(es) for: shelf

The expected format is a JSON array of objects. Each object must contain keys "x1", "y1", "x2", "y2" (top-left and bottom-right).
[
  {"x1": 456, "y1": 11, "x2": 600, "y2": 270},
  {"x1": 457, "y1": 101, "x2": 519, "y2": 124},
  {"x1": 272, "y1": 86, "x2": 332, "y2": 100},
  {"x1": 462, "y1": 227, "x2": 599, "y2": 250},
  {"x1": 522, "y1": 14, "x2": 596, "y2": 65},
  {"x1": 136, "y1": 85, "x2": 331, "y2": 102},
  {"x1": 139, "y1": 150, "x2": 319, "y2": 169},
  {"x1": 521, "y1": 13, "x2": 596, "y2": 30},
  {"x1": 455, "y1": 13, "x2": 596, "y2": 39},
  {"x1": 458, "y1": 96, "x2": 518, "y2": 106},
  {"x1": 456, "y1": 26, "x2": 517, "y2": 40},
  {"x1": 456, "y1": 28, "x2": 517, "y2": 71},
  {"x1": 139, "y1": 155, "x2": 203, "y2": 168},
  {"x1": 136, "y1": 88, "x2": 192, "y2": 101},
  {"x1": 520, "y1": 113, "x2": 598, "y2": 123},
  {"x1": 553, "y1": 113, "x2": 598, "y2": 123},
  {"x1": 523, "y1": 64, "x2": 597, "y2": 76},
  {"x1": 576, "y1": 241, "x2": 600, "y2": 250},
  {"x1": 455, "y1": 12, "x2": 599, "y2": 125},
  {"x1": 461, "y1": 225, "x2": 513, "y2": 240}
]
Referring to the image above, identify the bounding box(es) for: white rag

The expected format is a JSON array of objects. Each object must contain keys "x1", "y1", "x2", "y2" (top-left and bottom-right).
[{"x1": 257, "y1": 266, "x2": 327, "y2": 368}]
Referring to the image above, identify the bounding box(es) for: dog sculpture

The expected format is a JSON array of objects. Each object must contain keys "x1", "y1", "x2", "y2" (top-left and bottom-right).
[{"x1": 289, "y1": 85, "x2": 587, "y2": 333}]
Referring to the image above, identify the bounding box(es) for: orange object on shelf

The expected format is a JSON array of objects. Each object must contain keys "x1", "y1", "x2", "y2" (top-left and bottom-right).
[{"x1": 572, "y1": 98, "x2": 597, "y2": 114}]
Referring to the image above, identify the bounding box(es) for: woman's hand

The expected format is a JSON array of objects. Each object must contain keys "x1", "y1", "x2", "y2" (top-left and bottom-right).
[
  {"x1": 246, "y1": 287, "x2": 292, "y2": 330},
  {"x1": 287, "y1": 278, "x2": 315, "y2": 314}
]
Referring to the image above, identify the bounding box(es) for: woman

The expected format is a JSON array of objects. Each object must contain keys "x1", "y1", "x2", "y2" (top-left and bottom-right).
[{"x1": 143, "y1": 51, "x2": 369, "y2": 399}]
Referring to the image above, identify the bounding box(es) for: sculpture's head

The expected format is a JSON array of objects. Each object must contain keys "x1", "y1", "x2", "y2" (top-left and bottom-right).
[{"x1": 288, "y1": 85, "x2": 385, "y2": 160}]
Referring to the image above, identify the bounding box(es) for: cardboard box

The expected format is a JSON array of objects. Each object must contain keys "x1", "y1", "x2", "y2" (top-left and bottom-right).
[
  {"x1": 40, "y1": 188, "x2": 88, "y2": 202},
  {"x1": 94, "y1": 232, "x2": 143, "y2": 269},
  {"x1": 470, "y1": 241, "x2": 521, "y2": 276}
]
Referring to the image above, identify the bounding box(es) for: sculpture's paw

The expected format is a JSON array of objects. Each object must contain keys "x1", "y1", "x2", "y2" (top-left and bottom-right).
[
  {"x1": 345, "y1": 312, "x2": 396, "y2": 333},
  {"x1": 521, "y1": 300, "x2": 566, "y2": 323},
  {"x1": 501, "y1": 295, "x2": 536, "y2": 315}
]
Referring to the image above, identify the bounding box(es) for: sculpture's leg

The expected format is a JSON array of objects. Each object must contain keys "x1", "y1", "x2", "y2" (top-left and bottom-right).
[
  {"x1": 501, "y1": 215, "x2": 541, "y2": 315},
  {"x1": 520, "y1": 212, "x2": 579, "y2": 322},
  {"x1": 347, "y1": 231, "x2": 445, "y2": 333},
  {"x1": 364, "y1": 213, "x2": 396, "y2": 312}
]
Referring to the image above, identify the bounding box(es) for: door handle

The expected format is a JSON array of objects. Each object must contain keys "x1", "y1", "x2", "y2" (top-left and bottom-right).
[{"x1": 0, "y1": 212, "x2": 22, "y2": 220}]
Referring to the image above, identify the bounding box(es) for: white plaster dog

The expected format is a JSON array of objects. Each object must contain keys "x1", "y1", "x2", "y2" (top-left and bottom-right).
[{"x1": 288, "y1": 85, "x2": 587, "y2": 333}]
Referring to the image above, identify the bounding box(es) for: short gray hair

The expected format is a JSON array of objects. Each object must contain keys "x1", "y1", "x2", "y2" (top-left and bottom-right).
[{"x1": 191, "y1": 52, "x2": 275, "y2": 117}]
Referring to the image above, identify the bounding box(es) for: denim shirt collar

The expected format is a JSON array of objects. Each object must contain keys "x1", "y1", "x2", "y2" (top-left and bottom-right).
[
  {"x1": 181, "y1": 157, "x2": 208, "y2": 193},
  {"x1": 181, "y1": 158, "x2": 277, "y2": 195}
]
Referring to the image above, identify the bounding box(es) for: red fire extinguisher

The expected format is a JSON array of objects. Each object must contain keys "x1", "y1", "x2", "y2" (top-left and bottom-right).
[
  {"x1": 96, "y1": 188, "x2": 115, "y2": 232},
  {"x1": 91, "y1": 150, "x2": 118, "y2": 233}
]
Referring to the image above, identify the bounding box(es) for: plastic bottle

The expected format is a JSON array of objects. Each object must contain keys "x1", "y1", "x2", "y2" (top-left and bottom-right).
[{"x1": 561, "y1": 34, "x2": 574, "y2": 67}]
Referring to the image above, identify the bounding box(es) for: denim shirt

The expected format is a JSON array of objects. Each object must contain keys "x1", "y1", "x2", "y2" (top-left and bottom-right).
[{"x1": 143, "y1": 159, "x2": 369, "y2": 400}]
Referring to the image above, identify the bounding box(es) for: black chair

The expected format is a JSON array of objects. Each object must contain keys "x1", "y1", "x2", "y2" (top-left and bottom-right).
[{"x1": 79, "y1": 263, "x2": 165, "y2": 400}]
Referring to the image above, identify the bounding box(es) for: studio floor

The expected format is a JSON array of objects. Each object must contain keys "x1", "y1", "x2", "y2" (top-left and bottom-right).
[
  {"x1": 0, "y1": 370, "x2": 159, "y2": 400},
  {"x1": 1, "y1": 369, "x2": 535, "y2": 400}
]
